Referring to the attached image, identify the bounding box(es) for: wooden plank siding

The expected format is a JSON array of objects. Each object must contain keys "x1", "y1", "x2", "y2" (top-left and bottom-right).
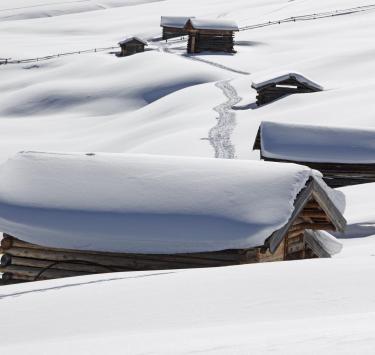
[
  {"x1": 162, "y1": 27, "x2": 189, "y2": 40},
  {"x1": 253, "y1": 78, "x2": 322, "y2": 106},
  {"x1": 119, "y1": 41, "x2": 145, "y2": 57},
  {"x1": 263, "y1": 157, "x2": 375, "y2": 188}
]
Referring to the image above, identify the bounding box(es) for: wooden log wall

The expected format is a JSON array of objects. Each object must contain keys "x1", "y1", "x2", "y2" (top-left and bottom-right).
[
  {"x1": 120, "y1": 44, "x2": 145, "y2": 57},
  {"x1": 256, "y1": 87, "x2": 314, "y2": 106},
  {"x1": 284, "y1": 198, "x2": 334, "y2": 260},
  {"x1": 188, "y1": 32, "x2": 235, "y2": 53},
  {"x1": 196, "y1": 34, "x2": 235, "y2": 52},
  {"x1": 0, "y1": 234, "x2": 265, "y2": 284},
  {"x1": 162, "y1": 27, "x2": 188, "y2": 40},
  {"x1": 261, "y1": 157, "x2": 375, "y2": 188},
  {"x1": 255, "y1": 79, "x2": 318, "y2": 106}
]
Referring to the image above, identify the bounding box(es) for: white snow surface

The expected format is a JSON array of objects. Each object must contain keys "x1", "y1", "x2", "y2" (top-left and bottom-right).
[
  {"x1": 118, "y1": 36, "x2": 148, "y2": 45},
  {"x1": 189, "y1": 18, "x2": 239, "y2": 31},
  {"x1": 160, "y1": 16, "x2": 193, "y2": 28},
  {"x1": 1, "y1": 257, "x2": 375, "y2": 355},
  {"x1": 0, "y1": 151, "x2": 315, "y2": 253},
  {"x1": 1, "y1": 0, "x2": 375, "y2": 353},
  {"x1": 259, "y1": 121, "x2": 375, "y2": 163},
  {"x1": 251, "y1": 71, "x2": 324, "y2": 91}
]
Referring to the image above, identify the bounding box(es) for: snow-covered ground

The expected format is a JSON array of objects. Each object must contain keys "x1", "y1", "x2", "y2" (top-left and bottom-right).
[
  {"x1": 1, "y1": 0, "x2": 375, "y2": 353},
  {"x1": 1, "y1": 256, "x2": 375, "y2": 355}
]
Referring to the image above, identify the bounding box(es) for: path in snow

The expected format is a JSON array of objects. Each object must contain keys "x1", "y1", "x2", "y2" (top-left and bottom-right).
[
  {"x1": 182, "y1": 54, "x2": 250, "y2": 75},
  {"x1": 155, "y1": 40, "x2": 250, "y2": 76},
  {"x1": 208, "y1": 80, "x2": 241, "y2": 159}
]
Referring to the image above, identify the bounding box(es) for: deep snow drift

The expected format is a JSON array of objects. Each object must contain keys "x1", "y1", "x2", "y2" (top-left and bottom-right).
[{"x1": 0, "y1": 151, "x2": 319, "y2": 253}]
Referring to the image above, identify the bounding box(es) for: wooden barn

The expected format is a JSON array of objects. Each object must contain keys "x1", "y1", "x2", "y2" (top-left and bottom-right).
[
  {"x1": 185, "y1": 18, "x2": 239, "y2": 54},
  {"x1": 0, "y1": 152, "x2": 346, "y2": 284},
  {"x1": 253, "y1": 121, "x2": 375, "y2": 188},
  {"x1": 118, "y1": 37, "x2": 147, "y2": 56},
  {"x1": 252, "y1": 72, "x2": 323, "y2": 106},
  {"x1": 160, "y1": 16, "x2": 193, "y2": 40}
]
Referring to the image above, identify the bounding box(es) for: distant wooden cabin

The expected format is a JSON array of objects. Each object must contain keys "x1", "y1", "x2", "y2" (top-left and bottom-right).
[
  {"x1": 253, "y1": 121, "x2": 375, "y2": 188},
  {"x1": 252, "y1": 73, "x2": 323, "y2": 106},
  {"x1": 185, "y1": 18, "x2": 239, "y2": 54},
  {"x1": 0, "y1": 153, "x2": 346, "y2": 284},
  {"x1": 160, "y1": 16, "x2": 193, "y2": 40},
  {"x1": 118, "y1": 37, "x2": 147, "y2": 57}
]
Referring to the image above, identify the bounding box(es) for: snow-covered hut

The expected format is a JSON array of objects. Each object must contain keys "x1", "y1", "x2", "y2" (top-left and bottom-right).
[
  {"x1": 118, "y1": 37, "x2": 147, "y2": 56},
  {"x1": 253, "y1": 121, "x2": 375, "y2": 187},
  {"x1": 185, "y1": 18, "x2": 239, "y2": 53},
  {"x1": 252, "y1": 72, "x2": 323, "y2": 106},
  {"x1": 160, "y1": 16, "x2": 193, "y2": 40},
  {"x1": 0, "y1": 152, "x2": 346, "y2": 283}
]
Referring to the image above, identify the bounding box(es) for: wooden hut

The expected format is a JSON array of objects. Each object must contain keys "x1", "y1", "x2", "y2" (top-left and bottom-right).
[
  {"x1": 253, "y1": 121, "x2": 375, "y2": 188},
  {"x1": 185, "y1": 18, "x2": 239, "y2": 54},
  {"x1": 160, "y1": 16, "x2": 193, "y2": 40},
  {"x1": 118, "y1": 37, "x2": 147, "y2": 57},
  {"x1": 0, "y1": 152, "x2": 346, "y2": 284},
  {"x1": 252, "y1": 73, "x2": 323, "y2": 106}
]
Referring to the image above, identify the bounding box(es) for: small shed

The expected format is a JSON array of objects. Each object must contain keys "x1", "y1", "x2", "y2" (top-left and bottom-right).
[
  {"x1": 253, "y1": 121, "x2": 375, "y2": 187},
  {"x1": 0, "y1": 152, "x2": 346, "y2": 284},
  {"x1": 160, "y1": 16, "x2": 193, "y2": 40},
  {"x1": 252, "y1": 72, "x2": 323, "y2": 106},
  {"x1": 118, "y1": 37, "x2": 147, "y2": 57},
  {"x1": 185, "y1": 18, "x2": 239, "y2": 54}
]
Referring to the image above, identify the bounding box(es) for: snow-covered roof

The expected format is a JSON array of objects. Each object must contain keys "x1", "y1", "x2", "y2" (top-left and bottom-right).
[
  {"x1": 251, "y1": 72, "x2": 323, "y2": 91},
  {"x1": 188, "y1": 18, "x2": 239, "y2": 31},
  {"x1": 160, "y1": 16, "x2": 193, "y2": 28},
  {"x1": 0, "y1": 152, "x2": 322, "y2": 254},
  {"x1": 118, "y1": 37, "x2": 147, "y2": 46},
  {"x1": 258, "y1": 121, "x2": 375, "y2": 164}
]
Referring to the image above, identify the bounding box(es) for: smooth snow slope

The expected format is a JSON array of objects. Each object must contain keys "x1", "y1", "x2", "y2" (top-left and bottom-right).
[
  {"x1": 0, "y1": 152, "x2": 316, "y2": 253},
  {"x1": 1, "y1": 257, "x2": 375, "y2": 355}
]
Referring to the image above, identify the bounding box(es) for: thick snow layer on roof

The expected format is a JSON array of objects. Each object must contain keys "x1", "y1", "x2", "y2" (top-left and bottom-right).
[
  {"x1": 189, "y1": 18, "x2": 239, "y2": 31},
  {"x1": 259, "y1": 121, "x2": 375, "y2": 164},
  {"x1": 118, "y1": 37, "x2": 147, "y2": 46},
  {"x1": 160, "y1": 16, "x2": 193, "y2": 28},
  {"x1": 0, "y1": 152, "x2": 316, "y2": 253},
  {"x1": 251, "y1": 72, "x2": 324, "y2": 91}
]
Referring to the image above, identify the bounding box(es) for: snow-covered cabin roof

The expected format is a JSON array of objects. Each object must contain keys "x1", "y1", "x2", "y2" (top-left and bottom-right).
[
  {"x1": 251, "y1": 72, "x2": 323, "y2": 91},
  {"x1": 0, "y1": 152, "x2": 341, "y2": 254},
  {"x1": 255, "y1": 121, "x2": 375, "y2": 164},
  {"x1": 188, "y1": 18, "x2": 239, "y2": 31},
  {"x1": 160, "y1": 16, "x2": 193, "y2": 28},
  {"x1": 118, "y1": 37, "x2": 147, "y2": 46}
]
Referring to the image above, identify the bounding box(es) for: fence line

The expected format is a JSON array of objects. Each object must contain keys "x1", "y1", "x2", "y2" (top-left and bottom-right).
[
  {"x1": 239, "y1": 4, "x2": 375, "y2": 31},
  {"x1": 0, "y1": 46, "x2": 118, "y2": 65},
  {"x1": 1, "y1": 3, "x2": 375, "y2": 66}
]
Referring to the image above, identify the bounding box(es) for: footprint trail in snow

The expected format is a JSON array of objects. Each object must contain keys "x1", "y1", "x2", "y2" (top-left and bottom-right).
[{"x1": 209, "y1": 80, "x2": 241, "y2": 159}]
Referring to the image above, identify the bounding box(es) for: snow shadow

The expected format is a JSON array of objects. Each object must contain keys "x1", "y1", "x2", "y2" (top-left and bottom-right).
[
  {"x1": 235, "y1": 41, "x2": 267, "y2": 47},
  {"x1": 0, "y1": 271, "x2": 176, "y2": 300},
  {"x1": 335, "y1": 223, "x2": 375, "y2": 239},
  {"x1": 0, "y1": 201, "x2": 268, "y2": 254}
]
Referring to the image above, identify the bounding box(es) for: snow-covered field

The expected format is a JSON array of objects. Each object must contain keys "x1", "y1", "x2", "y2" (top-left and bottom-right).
[{"x1": 1, "y1": 0, "x2": 375, "y2": 353}]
